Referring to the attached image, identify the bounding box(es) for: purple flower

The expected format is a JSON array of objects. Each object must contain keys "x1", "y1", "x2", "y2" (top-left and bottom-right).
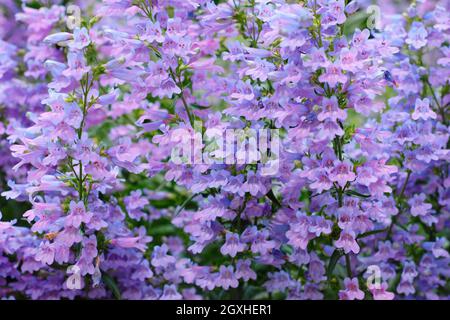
[
  {"x1": 160, "y1": 284, "x2": 182, "y2": 300},
  {"x1": 35, "y1": 241, "x2": 55, "y2": 265},
  {"x1": 319, "y1": 120, "x2": 345, "y2": 139},
  {"x1": 286, "y1": 215, "x2": 313, "y2": 250},
  {"x1": 401, "y1": 261, "x2": 418, "y2": 282},
  {"x1": 301, "y1": 284, "x2": 324, "y2": 300},
  {"x1": 245, "y1": 58, "x2": 275, "y2": 82},
  {"x1": 339, "y1": 48, "x2": 362, "y2": 72},
  {"x1": 406, "y1": 22, "x2": 428, "y2": 49},
  {"x1": 251, "y1": 229, "x2": 277, "y2": 255},
  {"x1": 56, "y1": 226, "x2": 83, "y2": 247},
  {"x1": 356, "y1": 166, "x2": 378, "y2": 186},
  {"x1": 110, "y1": 235, "x2": 151, "y2": 252},
  {"x1": 43, "y1": 143, "x2": 66, "y2": 166},
  {"x1": 0, "y1": 0, "x2": 448, "y2": 301},
  {"x1": 81, "y1": 235, "x2": 98, "y2": 260},
  {"x1": 310, "y1": 169, "x2": 333, "y2": 193},
  {"x1": 230, "y1": 80, "x2": 254, "y2": 101},
  {"x1": 317, "y1": 96, "x2": 346, "y2": 122},
  {"x1": 264, "y1": 271, "x2": 294, "y2": 293},
  {"x1": 43, "y1": 32, "x2": 73, "y2": 45},
  {"x1": 345, "y1": 1, "x2": 359, "y2": 15},
  {"x1": 351, "y1": 29, "x2": 370, "y2": 48},
  {"x1": 109, "y1": 138, "x2": 141, "y2": 164},
  {"x1": 153, "y1": 78, "x2": 181, "y2": 98},
  {"x1": 369, "y1": 282, "x2": 395, "y2": 300},
  {"x1": 308, "y1": 253, "x2": 326, "y2": 283},
  {"x1": 63, "y1": 102, "x2": 83, "y2": 128},
  {"x1": 327, "y1": 0, "x2": 347, "y2": 25},
  {"x1": 304, "y1": 47, "x2": 329, "y2": 70},
  {"x1": 235, "y1": 259, "x2": 256, "y2": 281},
  {"x1": 397, "y1": 279, "x2": 415, "y2": 296},
  {"x1": 239, "y1": 171, "x2": 268, "y2": 197},
  {"x1": 63, "y1": 51, "x2": 91, "y2": 81},
  {"x1": 223, "y1": 41, "x2": 245, "y2": 62},
  {"x1": 141, "y1": 21, "x2": 164, "y2": 43},
  {"x1": 151, "y1": 244, "x2": 176, "y2": 268},
  {"x1": 422, "y1": 238, "x2": 449, "y2": 259}
]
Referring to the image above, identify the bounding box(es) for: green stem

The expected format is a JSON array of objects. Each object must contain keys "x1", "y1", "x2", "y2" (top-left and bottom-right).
[
  {"x1": 313, "y1": 0, "x2": 323, "y2": 48},
  {"x1": 78, "y1": 162, "x2": 83, "y2": 201},
  {"x1": 179, "y1": 92, "x2": 195, "y2": 127}
]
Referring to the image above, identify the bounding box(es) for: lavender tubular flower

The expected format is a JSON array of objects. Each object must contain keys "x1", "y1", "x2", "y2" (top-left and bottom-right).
[{"x1": 0, "y1": 0, "x2": 448, "y2": 301}]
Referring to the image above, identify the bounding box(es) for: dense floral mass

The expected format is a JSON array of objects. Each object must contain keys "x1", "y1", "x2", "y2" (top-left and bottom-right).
[{"x1": 0, "y1": 0, "x2": 448, "y2": 300}]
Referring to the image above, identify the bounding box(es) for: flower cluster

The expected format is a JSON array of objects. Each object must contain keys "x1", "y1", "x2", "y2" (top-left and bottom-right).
[{"x1": 0, "y1": 0, "x2": 448, "y2": 300}]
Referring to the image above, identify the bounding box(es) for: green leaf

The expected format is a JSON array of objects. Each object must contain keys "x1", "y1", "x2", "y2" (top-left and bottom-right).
[
  {"x1": 102, "y1": 273, "x2": 121, "y2": 300},
  {"x1": 326, "y1": 249, "x2": 344, "y2": 279}
]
